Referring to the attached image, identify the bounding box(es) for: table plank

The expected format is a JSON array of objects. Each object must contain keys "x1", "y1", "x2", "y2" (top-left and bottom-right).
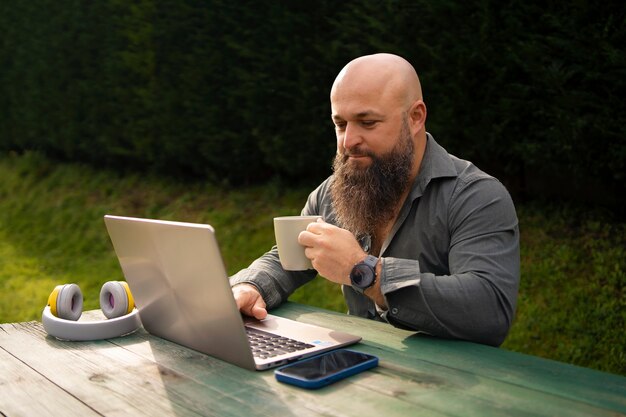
[
  {"x1": 275, "y1": 302, "x2": 626, "y2": 414},
  {"x1": 113, "y1": 325, "x2": 617, "y2": 417},
  {"x1": 0, "y1": 321, "x2": 201, "y2": 416},
  {"x1": 0, "y1": 340, "x2": 100, "y2": 417},
  {"x1": 0, "y1": 318, "x2": 445, "y2": 417},
  {"x1": 1, "y1": 304, "x2": 625, "y2": 417},
  {"x1": 109, "y1": 326, "x2": 451, "y2": 417}
]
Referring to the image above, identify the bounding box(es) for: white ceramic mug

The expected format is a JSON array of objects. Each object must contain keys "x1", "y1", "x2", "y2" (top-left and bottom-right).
[{"x1": 273, "y1": 215, "x2": 322, "y2": 270}]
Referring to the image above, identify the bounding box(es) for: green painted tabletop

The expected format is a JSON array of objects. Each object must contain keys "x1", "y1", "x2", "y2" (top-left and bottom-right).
[{"x1": 1, "y1": 302, "x2": 624, "y2": 417}]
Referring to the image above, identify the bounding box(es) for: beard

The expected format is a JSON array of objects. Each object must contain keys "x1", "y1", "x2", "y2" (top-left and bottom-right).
[{"x1": 330, "y1": 118, "x2": 414, "y2": 243}]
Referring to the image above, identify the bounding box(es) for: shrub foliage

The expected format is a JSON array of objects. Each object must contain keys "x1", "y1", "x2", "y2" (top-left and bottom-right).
[{"x1": 0, "y1": 1, "x2": 624, "y2": 194}]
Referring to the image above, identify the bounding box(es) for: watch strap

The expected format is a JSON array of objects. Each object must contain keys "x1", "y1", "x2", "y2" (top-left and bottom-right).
[{"x1": 362, "y1": 255, "x2": 379, "y2": 269}]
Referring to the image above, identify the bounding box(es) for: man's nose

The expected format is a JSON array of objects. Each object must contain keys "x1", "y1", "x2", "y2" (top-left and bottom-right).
[{"x1": 342, "y1": 123, "x2": 361, "y2": 151}]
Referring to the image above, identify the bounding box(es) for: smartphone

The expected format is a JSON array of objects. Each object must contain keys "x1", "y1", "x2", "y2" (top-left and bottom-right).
[{"x1": 274, "y1": 349, "x2": 378, "y2": 389}]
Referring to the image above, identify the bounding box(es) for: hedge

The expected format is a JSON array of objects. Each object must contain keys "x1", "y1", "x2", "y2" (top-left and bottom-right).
[{"x1": 0, "y1": 1, "x2": 624, "y2": 200}]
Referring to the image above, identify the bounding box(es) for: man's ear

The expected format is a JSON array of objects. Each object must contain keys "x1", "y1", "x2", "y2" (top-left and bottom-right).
[{"x1": 408, "y1": 100, "x2": 427, "y2": 133}]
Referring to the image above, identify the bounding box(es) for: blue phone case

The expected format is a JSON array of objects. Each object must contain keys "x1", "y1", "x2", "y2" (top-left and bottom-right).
[{"x1": 274, "y1": 349, "x2": 378, "y2": 389}]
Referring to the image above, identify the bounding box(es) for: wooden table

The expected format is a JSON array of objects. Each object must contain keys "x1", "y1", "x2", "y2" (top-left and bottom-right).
[{"x1": 1, "y1": 302, "x2": 624, "y2": 417}]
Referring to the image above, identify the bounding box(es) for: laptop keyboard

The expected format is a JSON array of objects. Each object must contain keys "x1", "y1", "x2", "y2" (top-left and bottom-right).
[{"x1": 246, "y1": 327, "x2": 315, "y2": 359}]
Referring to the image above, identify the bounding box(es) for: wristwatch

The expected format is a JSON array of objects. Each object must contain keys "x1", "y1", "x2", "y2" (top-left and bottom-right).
[{"x1": 350, "y1": 255, "x2": 379, "y2": 294}]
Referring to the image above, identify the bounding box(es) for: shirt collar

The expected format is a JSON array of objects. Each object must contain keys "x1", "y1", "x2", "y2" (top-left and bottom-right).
[
  {"x1": 379, "y1": 133, "x2": 457, "y2": 256},
  {"x1": 409, "y1": 132, "x2": 458, "y2": 200}
]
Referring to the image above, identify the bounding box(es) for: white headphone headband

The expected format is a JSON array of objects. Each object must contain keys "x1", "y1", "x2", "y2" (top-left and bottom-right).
[{"x1": 42, "y1": 306, "x2": 141, "y2": 341}]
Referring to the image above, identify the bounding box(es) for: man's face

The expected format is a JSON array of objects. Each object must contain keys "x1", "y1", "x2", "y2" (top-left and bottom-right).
[{"x1": 331, "y1": 86, "x2": 411, "y2": 168}]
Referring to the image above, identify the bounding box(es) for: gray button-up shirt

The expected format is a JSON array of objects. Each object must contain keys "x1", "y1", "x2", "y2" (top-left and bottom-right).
[{"x1": 230, "y1": 134, "x2": 520, "y2": 346}]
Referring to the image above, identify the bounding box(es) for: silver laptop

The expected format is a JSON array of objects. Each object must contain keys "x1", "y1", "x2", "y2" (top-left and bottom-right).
[{"x1": 103, "y1": 215, "x2": 361, "y2": 371}]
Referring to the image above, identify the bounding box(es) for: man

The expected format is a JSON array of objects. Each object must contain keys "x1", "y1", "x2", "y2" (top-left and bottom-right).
[{"x1": 230, "y1": 53, "x2": 520, "y2": 346}]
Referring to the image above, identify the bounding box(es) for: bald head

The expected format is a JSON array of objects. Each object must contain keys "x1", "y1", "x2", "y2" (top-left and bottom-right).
[{"x1": 331, "y1": 53, "x2": 422, "y2": 108}]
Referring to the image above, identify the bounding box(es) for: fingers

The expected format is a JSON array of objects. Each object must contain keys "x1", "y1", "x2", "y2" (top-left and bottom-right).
[
  {"x1": 306, "y1": 217, "x2": 329, "y2": 233},
  {"x1": 232, "y1": 284, "x2": 267, "y2": 320},
  {"x1": 298, "y1": 219, "x2": 333, "y2": 246}
]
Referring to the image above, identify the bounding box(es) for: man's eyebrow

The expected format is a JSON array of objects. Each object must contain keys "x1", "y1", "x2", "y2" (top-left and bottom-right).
[{"x1": 331, "y1": 110, "x2": 384, "y2": 121}]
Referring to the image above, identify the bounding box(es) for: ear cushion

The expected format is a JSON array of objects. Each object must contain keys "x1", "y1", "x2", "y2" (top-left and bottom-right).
[
  {"x1": 51, "y1": 284, "x2": 83, "y2": 321},
  {"x1": 100, "y1": 281, "x2": 135, "y2": 319}
]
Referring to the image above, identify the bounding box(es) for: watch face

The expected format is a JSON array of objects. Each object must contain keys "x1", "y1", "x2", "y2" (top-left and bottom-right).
[{"x1": 351, "y1": 264, "x2": 374, "y2": 288}]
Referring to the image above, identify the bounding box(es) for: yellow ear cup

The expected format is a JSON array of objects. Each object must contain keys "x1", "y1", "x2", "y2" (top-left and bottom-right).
[
  {"x1": 119, "y1": 281, "x2": 135, "y2": 314},
  {"x1": 47, "y1": 285, "x2": 63, "y2": 317},
  {"x1": 48, "y1": 283, "x2": 83, "y2": 321}
]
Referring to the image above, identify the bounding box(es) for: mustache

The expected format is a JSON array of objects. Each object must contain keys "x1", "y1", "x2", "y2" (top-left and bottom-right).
[{"x1": 340, "y1": 147, "x2": 376, "y2": 160}]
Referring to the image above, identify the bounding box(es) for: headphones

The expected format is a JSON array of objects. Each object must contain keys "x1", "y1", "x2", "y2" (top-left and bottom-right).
[{"x1": 42, "y1": 281, "x2": 142, "y2": 341}]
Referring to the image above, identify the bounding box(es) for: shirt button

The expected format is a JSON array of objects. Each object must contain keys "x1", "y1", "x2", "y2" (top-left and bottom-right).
[{"x1": 391, "y1": 308, "x2": 399, "y2": 315}]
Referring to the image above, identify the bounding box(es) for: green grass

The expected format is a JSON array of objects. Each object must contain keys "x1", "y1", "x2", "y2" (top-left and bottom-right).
[
  {"x1": 0, "y1": 152, "x2": 623, "y2": 376},
  {"x1": 502, "y1": 204, "x2": 625, "y2": 375},
  {"x1": 0, "y1": 151, "x2": 342, "y2": 322}
]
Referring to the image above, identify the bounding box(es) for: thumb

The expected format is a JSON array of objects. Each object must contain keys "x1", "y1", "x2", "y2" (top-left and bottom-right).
[{"x1": 251, "y1": 297, "x2": 267, "y2": 320}]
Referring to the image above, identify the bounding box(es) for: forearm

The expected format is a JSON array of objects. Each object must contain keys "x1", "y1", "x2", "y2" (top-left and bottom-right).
[
  {"x1": 229, "y1": 247, "x2": 317, "y2": 309},
  {"x1": 230, "y1": 183, "x2": 328, "y2": 309},
  {"x1": 378, "y1": 241, "x2": 519, "y2": 346}
]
